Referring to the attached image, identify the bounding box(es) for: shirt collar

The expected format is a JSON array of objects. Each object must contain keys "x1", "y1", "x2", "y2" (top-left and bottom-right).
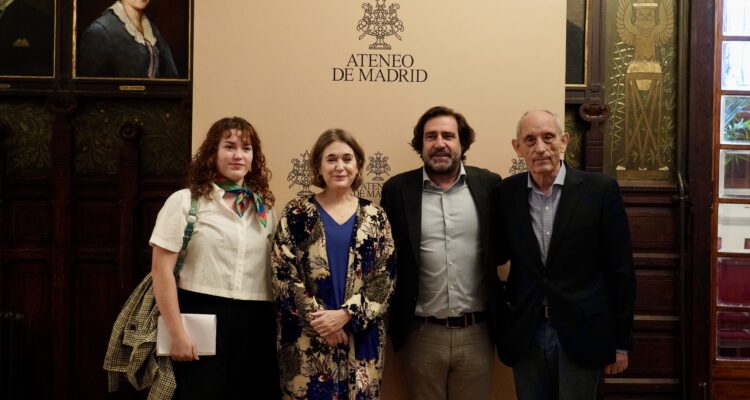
[
  {"x1": 527, "y1": 161, "x2": 566, "y2": 191},
  {"x1": 422, "y1": 162, "x2": 467, "y2": 189},
  {"x1": 109, "y1": 1, "x2": 157, "y2": 46},
  {"x1": 211, "y1": 182, "x2": 228, "y2": 197}
]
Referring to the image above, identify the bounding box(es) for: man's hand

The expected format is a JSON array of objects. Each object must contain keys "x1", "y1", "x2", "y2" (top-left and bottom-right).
[{"x1": 603, "y1": 352, "x2": 628, "y2": 375}]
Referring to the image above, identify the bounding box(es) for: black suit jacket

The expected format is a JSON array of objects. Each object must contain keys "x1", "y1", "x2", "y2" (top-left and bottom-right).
[
  {"x1": 492, "y1": 163, "x2": 636, "y2": 368},
  {"x1": 381, "y1": 165, "x2": 502, "y2": 351}
]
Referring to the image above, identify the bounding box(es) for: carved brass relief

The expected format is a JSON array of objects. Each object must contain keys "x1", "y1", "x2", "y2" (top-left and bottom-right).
[{"x1": 605, "y1": 0, "x2": 677, "y2": 180}]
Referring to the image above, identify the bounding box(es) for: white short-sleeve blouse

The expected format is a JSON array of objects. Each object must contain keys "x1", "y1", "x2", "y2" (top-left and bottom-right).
[{"x1": 149, "y1": 184, "x2": 277, "y2": 301}]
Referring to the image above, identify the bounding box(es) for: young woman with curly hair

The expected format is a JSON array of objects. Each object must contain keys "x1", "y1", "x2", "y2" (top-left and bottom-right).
[{"x1": 150, "y1": 116, "x2": 280, "y2": 399}]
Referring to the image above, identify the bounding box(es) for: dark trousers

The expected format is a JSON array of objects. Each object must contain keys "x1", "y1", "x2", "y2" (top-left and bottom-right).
[
  {"x1": 172, "y1": 289, "x2": 281, "y2": 399},
  {"x1": 512, "y1": 319, "x2": 601, "y2": 400}
]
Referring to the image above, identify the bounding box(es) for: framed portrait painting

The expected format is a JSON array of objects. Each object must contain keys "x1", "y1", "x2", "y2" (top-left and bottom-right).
[
  {"x1": 73, "y1": 0, "x2": 191, "y2": 81},
  {"x1": 0, "y1": 0, "x2": 56, "y2": 78},
  {"x1": 566, "y1": 0, "x2": 588, "y2": 86}
]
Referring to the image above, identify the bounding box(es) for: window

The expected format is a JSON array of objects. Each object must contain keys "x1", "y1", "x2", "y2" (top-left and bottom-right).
[{"x1": 714, "y1": 0, "x2": 750, "y2": 361}]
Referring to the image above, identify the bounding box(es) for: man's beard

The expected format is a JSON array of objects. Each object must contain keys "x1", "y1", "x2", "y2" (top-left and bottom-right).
[{"x1": 423, "y1": 151, "x2": 460, "y2": 176}]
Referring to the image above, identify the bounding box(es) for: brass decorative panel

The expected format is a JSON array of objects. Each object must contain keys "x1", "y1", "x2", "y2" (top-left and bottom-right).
[{"x1": 603, "y1": 0, "x2": 677, "y2": 180}]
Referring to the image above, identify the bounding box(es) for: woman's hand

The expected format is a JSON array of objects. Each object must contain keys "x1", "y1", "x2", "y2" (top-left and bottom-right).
[
  {"x1": 170, "y1": 332, "x2": 199, "y2": 362},
  {"x1": 310, "y1": 309, "x2": 351, "y2": 338},
  {"x1": 322, "y1": 329, "x2": 349, "y2": 346}
]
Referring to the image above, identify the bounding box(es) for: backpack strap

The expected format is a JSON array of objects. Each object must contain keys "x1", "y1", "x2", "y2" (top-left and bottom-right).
[{"x1": 173, "y1": 196, "x2": 199, "y2": 278}]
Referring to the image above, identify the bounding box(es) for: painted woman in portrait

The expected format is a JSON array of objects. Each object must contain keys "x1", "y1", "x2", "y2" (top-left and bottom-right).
[{"x1": 77, "y1": 0, "x2": 178, "y2": 78}]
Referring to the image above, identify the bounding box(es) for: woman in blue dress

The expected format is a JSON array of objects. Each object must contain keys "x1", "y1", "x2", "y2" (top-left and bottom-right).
[{"x1": 272, "y1": 129, "x2": 396, "y2": 399}]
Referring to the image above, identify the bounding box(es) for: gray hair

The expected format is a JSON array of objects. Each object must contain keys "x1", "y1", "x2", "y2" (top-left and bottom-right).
[{"x1": 515, "y1": 110, "x2": 564, "y2": 138}]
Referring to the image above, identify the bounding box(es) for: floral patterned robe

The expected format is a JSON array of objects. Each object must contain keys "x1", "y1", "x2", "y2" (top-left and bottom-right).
[{"x1": 272, "y1": 195, "x2": 396, "y2": 400}]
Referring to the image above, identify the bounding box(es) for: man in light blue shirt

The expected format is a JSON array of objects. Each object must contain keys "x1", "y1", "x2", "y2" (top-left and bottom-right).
[{"x1": 382, "y1": 106, "x2": 502, "y2": 400}]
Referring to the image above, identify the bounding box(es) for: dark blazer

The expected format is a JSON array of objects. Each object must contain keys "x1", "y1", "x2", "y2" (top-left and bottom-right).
[
  {"x1": 493, "y1": 163, "x2": 636, "y2": 368},
  {"x1": 381, "y1": 165, "x2": 502, "y2": 351}
]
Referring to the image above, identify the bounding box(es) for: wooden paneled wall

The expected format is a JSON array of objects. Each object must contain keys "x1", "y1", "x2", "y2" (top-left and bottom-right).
[{"x1": 0, "y1": 97, "x2": 189, "y2": 399}]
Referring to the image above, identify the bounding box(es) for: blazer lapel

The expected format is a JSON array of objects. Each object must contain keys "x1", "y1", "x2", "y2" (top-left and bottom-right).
[
  {"x1": 401, "y1": 169, "x2": 423, "y2": 266},
  {"x1": 545, "y1": 165, "x2": 584, "y2": 267}
]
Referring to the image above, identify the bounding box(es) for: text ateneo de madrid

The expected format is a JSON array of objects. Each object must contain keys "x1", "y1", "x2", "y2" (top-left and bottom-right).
[{"x1": 333, "y1": 53, "x2": 428, "y2": 83}]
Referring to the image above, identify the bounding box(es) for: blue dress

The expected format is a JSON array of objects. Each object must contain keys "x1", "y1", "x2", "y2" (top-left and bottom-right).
[{"x1": 317, "y1": 202, "x2": 356, "y2": 311}]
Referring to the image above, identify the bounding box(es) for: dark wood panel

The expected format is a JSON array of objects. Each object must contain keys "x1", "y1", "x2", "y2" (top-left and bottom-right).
[
  {"x1": 626, "y1": 207, "x2": 678, "y2": 250},
  {"x1": 633, "y1": 317, "x2": 680, "y2": 332},
  {"x1": 71, "y1": 248, "x2": 117, "y2": 262},
  {"x1": 71, "y1": 263, "x2": 121, "y2": 400},
  {"x1": 1, "y1": 262, "x2": 52, "y2": 400},
  {"x1": 3, "y1": 248, "x2": 50, "y2": 261},
  {"x1": 6, "y1": 199, "x2": 52, "y2": 246},
  {"x1": 635, "y1": 270, "x2": 679, "y2": 315},
  {"x1": 712, "y1": 379, "x2": 750, "y2": 399},
  {"x1": 71, "y1": 200, "x2": 119, "y2": 247},
  {"x1": 687, "y1": 0, "x2": 715, "y2": 396},
  {"x1": 628, "y1": 332, "x2": 678, "y2": 377},
  {"x1": 601, "y1": 378, "x2": 679, "y2": 399},
  {"x1": 633, "y1": 252, "x2": 679, "y2": 270}
]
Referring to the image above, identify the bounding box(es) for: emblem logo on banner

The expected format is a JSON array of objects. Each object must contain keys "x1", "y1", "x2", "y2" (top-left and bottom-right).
[
  {"x1": 509, "y1": 157, "x2": 529, "y2": 176},
  {"x1": 357, "y1": 0, "x2": 404, "y2": 50},
  {"x1": 287, "y1": 151, "x2": 314, "y2": 196},
  {"x1": 331, "y1": 1, "x2": 427, "y2": 83},
  {"x1": 366, "y1": 151, "x2": 391, "y2": 181},
  {"x1": 356, "y1": 150, "x2": 391, "y2": 200}
]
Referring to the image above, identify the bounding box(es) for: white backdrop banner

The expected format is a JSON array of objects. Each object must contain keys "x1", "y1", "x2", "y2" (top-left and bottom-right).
[{"x1": 193, "y1": 0, "x2": 565, "y2": 207}]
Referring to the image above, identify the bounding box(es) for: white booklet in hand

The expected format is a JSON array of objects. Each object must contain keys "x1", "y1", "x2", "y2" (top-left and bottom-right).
[{"x1": 157, "y1": 314, "x2": 217, "y2": 356}]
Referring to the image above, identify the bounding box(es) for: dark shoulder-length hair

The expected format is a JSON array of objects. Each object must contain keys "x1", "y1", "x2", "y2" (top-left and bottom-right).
[
  {"x1": 309, "y1": 128, "x2": 365, "y2": 191},
  {"x1": 410, "y1": 105, "x2": 476, "y2": 161},
  {"x1": 188, "y1": 117, "x2": 275, "y2": 207}
]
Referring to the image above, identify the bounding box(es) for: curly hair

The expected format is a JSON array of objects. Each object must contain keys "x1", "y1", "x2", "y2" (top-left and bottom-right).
[
  {"x1": 188, "y1": 117, "x2": 275, "y2": 207},
  {"x1": 410, "y1": 105, "x2": 476, "y2": 161},
  {"x1": 309, "y1": 128, "x2": 365, "y2": 191}
]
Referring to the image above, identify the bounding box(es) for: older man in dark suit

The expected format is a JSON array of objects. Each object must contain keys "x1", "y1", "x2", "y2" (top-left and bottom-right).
[
  {"x1": 381, "y1": 105, "x2": 502, "y2": 400},
  {"x1": 493, "y1": 110, "x2": 636, "y2": 399}
]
